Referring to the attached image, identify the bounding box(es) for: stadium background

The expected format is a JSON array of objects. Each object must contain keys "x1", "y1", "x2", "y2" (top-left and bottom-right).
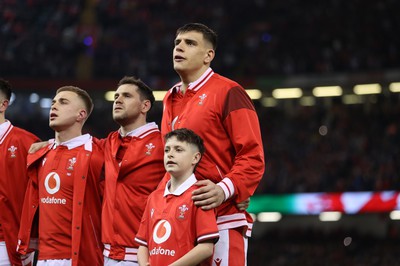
[{"x1": 1, "y1": 0, "x2": 399, "y2": 265}]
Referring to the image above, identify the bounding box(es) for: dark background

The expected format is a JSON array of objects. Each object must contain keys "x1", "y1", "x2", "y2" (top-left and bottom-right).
[{"x1": 2, "y1": 1, "x2": 400, "y2": 264}]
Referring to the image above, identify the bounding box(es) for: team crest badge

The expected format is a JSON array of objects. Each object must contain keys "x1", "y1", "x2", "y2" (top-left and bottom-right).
[
  {"x1": 176, "y1": 204, "x2": 189, "y2": 220},
  {"x1": 8, "y1": 145, "x2": 17, "y2": 158},
  {"x1": 198, "y1": 93, "x2": 207, "y2": 105},
  {"x1": 67, "y1": 157, "x2": 77, "y2": 170},
  {"x1": 145, "y1": 143, "x2": 155, "y2": 156}
]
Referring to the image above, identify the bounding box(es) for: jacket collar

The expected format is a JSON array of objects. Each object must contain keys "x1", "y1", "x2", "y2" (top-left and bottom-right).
[
  {"x1": 171, "y1": 67, "x2": 214, "y2": 93},
  {"x1": 118, "y1": 122, "x2": 159, "y2": 139}
]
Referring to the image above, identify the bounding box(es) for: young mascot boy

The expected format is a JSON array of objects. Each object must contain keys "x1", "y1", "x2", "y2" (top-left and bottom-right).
[{"x1": 135, "y1": 128, "x2": 219, "y2": 266}]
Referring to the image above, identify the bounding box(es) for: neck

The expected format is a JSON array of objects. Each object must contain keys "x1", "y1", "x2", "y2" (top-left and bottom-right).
[
  {"x1": 0, "y1": 116, "x2": 5, "y2": 125},
  {"x1": 54, "y1": 127, "x2": 82, "y2": 143},
  {"x1": 119, "y1": 118, "x2": 147, "y2": 136},
  {"x1": 178, "y1": 66, "x2": 209, "y2": 94},
  {"x1": 169, "y1": 171, "x2": 193, "y2": 193}
]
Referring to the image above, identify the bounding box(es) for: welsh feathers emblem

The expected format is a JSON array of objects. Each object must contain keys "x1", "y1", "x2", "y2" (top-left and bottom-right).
[
  {"x1": 145, "y1": 143, "x2": 155, "y2": 156},
  {"x1": 8, "y1": 145, "x2": 17, "y2": 158}
]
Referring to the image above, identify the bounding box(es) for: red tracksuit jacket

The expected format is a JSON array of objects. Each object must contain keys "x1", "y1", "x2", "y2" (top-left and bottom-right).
[{"x1": 161, "y1": 68, "x2": 265, "y2": 236}]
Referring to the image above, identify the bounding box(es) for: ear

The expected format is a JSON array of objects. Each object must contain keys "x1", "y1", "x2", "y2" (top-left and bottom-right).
[
  {"x1": 141, "y1": 100, "x2": 151, "y2": 114},
  {"x1": 0, "y1": 100, "x2": 9, "y2": 113},
  {"x1": 204, "y1": 49, "x2": 215, "y2": 64},
  {"x1": 77, "y1": 109, "x2": 88, "y2": 122},
  {"x1": 192, "y1": 151, "x2": 202, "y2": 166}
]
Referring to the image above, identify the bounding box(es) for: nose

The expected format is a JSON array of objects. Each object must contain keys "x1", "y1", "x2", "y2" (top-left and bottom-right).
[
  {"x1": 114, "y1": 95, "x2": 122, "y2": 103},
  {"x1": 175, "y1": 42, "x2": 184, "y2": 52},
  {"x1": 51, "y1": 102, "x2": 57, "y2": 110}
]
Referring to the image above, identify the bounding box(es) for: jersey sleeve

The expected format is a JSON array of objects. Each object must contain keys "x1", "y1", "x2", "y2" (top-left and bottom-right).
[
  {"x1": 220, "y1": 86, "x2": 265, "y2": 202},
  {"x1": 195, "y1": 207, "x2": 219, "y2": 244},
  {"x1": 135, "y1": 196, "x2": 151, "y2": 247}
]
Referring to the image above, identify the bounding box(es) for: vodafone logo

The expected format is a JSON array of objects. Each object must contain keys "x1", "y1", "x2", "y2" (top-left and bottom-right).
[
  {"x1": 153, "y1": 220, "x2": 172, "y2": 244},
  {"x1": 44, "y1": 172, "x2": 61, "y2": 194}
]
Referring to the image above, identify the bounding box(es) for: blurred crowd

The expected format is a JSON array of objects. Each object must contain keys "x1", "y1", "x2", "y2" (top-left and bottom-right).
[
  {"x1": 257, "y1": 94, "x2": 400, "y2": 194},
  {"x1": 2, "y1": 0, "x2": 399, "y2": 193},
  {"x1": 248, "y1": 226, "x2": 400, "y2": 265},
  {"x1": 1, "y1": 0, "x2": 399, "y2": 80}
]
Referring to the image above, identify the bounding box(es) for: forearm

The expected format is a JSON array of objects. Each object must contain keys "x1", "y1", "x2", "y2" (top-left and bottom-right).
[
  {"x1": 169, "y1": 242, "x2": 214, "y2": 266},
  {"x1": 138, "y1": 246, "x2": 149, "y2": 266}
]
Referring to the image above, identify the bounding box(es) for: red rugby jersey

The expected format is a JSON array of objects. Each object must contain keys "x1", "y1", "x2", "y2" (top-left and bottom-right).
[
  {"x1": 135, "y1": 174, "x2": 219, "y2": 265},
  {"x1": 0, "y1": 121, "x2": 39, "y2": 265}
]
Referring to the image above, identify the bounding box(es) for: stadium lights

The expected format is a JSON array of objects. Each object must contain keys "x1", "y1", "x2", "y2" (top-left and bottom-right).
[
  {"x1": 105, "y1": 91, "x2": 115, "y2": 101},
  {"x1": 389, "y1": 210, "x2": 400, "y2": 220},
  {"x1": 353, "y1": 83, "x2": 382, "y2": 95},
  {"x1": 103, "y1": 81, "x2": 400, "y2": 102},
  {"x1": 389, "y1": 82, "x2": 400, "y2": 93},
  {"x1": 272, "y1": 88, "x2": 303, "y2": 99},
  {"x1": 39, "y1": 98, "x2": 52, "y2": 108},
  {"x1": 246, "y1": 89, "x2": 262, "y2": 100},
  {"x1": 313, "y1": 86, "x2": 343, "y2": 97},
  {"x1": 153, "y1": 91, "x2": 168, "y2": 101},
  {"x1": 342, "y1": 94, "x2": 363, "y2": 105},
  {"x1": 29, "y1": 93, "x2": 40, "y2": 103},
  {"x1": 257, "y1": 212, "x2": 282, "y2": 222},
  {"x1": 319, "y1": 211, "x2": 342, "y2": 222},
  {"x1": 105, "y1": 89, "x2": 260, "y2": 102}
]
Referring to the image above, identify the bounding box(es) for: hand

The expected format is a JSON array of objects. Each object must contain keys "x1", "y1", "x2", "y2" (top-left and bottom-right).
[
  {"x1": 29, "y1": 141, "x2": 48, "y2": 153},
  {"x1": 236, "y1": 198, "x2": 250, "y2": 211},
  {"x1": 192, "y1": 180, "x2": 225, "y2": 210}
]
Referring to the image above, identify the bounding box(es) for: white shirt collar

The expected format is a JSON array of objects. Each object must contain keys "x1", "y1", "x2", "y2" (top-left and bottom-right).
[
  {"x1": 0, "y1": 120, "x2": 12, "y2": 144},
  {"x1": 0, "y1": 120, "x2": 11, "y2": 137},
  {"x1": 53, "y1": 133, "x2": 92, "y2": 150},
  {"x1": 164, "y1": 174, "x2": 197, "y2": 196}
]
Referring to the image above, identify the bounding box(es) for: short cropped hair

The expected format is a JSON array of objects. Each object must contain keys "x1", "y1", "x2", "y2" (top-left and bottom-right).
[
  {"x1": 56, "y1": 86, "x2": 94, "y2": 117},
  {"x1": 176, "y1": 23, "x2": 218, "y2": 51},
  {"x1": 0, "y1": 78, "x2": 12, "y2": 100},
  {"x1": 165, "y1": 128, "x2": 205, "y2": 156},
  {"x1": 118, "y1": 76, "x2": 155, "y2": 110}
]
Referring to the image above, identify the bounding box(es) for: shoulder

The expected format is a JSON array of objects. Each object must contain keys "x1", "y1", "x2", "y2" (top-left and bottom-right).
[
  {"x1": 11, "y1": 126, "x2": 40, "y2": 142},
  {"x1": 210, "y1": 73, "x2": 241, "y2": 89},
  {"x1": 148, "y1": 186, "x2": 164, "y2": 201}
]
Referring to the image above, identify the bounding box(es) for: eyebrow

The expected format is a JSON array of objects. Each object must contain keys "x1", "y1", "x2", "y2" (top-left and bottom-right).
[
  {"x1": 52, "y1": 97, "x2": 70, "y2": 103},
  {"x1": 175, "y1": 38, "x2": 198, "y2": 45}
]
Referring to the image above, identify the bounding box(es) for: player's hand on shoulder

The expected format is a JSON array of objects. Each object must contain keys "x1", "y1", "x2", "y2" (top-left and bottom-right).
[
  {"x1": 29, "y1": 141, "x2": 48, "y2": 153},
  {"x1": 192, "y1": 179, "x2": 225, "y2": 210}
]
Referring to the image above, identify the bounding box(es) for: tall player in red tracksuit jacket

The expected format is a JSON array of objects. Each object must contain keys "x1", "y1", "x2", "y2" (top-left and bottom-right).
[
  {"x1": 0, "y1": 78, "x2": 39, "y2": 266},
  {"x1": 101, "y1": 76, "x2": 165, "y2": 265},
  {"x1": 17, "y1": 86, "x2": 104, "y2": 266},
  {"x1": 161, "y1": 23, "x2": 265, "y2": 266}
]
